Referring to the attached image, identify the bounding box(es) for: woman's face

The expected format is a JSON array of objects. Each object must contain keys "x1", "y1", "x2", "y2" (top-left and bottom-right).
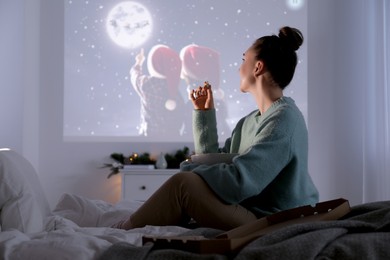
[{"x1": 239, "y1": 47, "x2": 257, "y2": 93}]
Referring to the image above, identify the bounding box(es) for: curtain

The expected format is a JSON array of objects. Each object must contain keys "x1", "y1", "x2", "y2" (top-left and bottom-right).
[{"x1": 363, "y1": 0, "x2": 390, "y2": 202}]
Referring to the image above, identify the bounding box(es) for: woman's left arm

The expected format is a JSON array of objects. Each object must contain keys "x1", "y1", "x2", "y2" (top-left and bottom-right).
[{"x1": 180, "y1": 111, "x2": 296, "y2": 204}]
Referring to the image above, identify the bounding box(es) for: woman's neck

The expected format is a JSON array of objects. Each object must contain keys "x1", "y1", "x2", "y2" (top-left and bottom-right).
[{"x1": 252, "y1": 81, "x2": 283, "y2": 114}]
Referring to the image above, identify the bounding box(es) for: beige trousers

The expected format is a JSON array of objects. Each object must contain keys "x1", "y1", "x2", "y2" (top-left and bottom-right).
[{"x1": 129, "y1": 172, "x2": 257, "y2": 230}]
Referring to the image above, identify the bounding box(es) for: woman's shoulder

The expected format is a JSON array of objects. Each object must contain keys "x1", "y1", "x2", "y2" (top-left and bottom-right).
[
  {"x1": 261, "y1": 97, "x2": 306, "y2": 134},
  {"x1": 272, "y1": 97, "x2": 303, "y2": 117}
]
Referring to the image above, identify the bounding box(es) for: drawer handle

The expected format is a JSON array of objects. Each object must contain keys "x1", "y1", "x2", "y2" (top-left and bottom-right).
[{"x1": 140, "y1": 185, "x2": 146, "y2": 190}]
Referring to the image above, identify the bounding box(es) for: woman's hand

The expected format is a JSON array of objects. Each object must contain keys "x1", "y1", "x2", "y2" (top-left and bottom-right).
[{"x1": 189, "y1": 82, "x2": 215, "y2": 110}]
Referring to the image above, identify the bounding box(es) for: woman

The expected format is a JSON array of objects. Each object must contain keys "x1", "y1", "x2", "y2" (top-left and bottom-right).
[{"x1": 114, "y1": 26, "x2": 319, "y2": 231}]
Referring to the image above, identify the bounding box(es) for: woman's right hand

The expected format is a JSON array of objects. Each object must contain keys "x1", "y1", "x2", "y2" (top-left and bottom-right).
[{"x1": 189, "y1": 82, "x2": 215, "y2": 110}]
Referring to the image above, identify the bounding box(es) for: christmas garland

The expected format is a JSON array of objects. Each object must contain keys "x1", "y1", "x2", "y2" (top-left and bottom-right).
[{"x1": 102, "y1": 146, "x2": 191, "y2": 178}]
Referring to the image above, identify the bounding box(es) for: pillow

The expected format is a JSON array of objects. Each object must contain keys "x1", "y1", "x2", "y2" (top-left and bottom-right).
[{"x1": 0, "y1": 149, "x2": 51, "y2": 233}]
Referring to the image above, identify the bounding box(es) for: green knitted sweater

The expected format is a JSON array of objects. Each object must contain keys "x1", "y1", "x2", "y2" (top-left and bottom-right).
[{"x1": 180, "y1": 96, "x2": 319, "y2": 216}]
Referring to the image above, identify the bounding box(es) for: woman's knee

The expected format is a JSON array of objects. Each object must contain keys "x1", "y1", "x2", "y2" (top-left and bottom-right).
[
  {"x1": 168, "y1": 171, "x2": 203, "y2": 186},
  {"x1": 166, "y1": 172, "x2": 211, "y2": 198}
]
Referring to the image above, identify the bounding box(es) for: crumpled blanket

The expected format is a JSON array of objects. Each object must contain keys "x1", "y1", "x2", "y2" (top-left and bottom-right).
[{"x1": 99, "y1": 201, "x2": 390, "y2": 260}]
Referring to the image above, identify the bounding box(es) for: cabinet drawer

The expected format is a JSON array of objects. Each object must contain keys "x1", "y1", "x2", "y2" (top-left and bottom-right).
[{"x1": 122, "y1": 172, "x2": 175, "y2": 201}]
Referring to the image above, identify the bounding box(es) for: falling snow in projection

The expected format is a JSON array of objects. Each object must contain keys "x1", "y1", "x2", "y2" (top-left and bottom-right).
[{"x1": 64, "y1": 0, "x2": 307, "y2": 141}]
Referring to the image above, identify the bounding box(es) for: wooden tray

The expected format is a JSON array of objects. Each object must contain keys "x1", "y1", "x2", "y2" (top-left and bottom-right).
[{"x1": 142, "y1": 198, "x2": 350, "y2": 254}]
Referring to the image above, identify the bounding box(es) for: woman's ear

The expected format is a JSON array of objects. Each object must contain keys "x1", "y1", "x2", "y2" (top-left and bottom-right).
[{"x1": 254, "y1": 60, "x2": 265, "y2": 77}]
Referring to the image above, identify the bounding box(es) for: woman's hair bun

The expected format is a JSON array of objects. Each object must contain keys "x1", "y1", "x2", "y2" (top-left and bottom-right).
[{"x1": 278, "y1": 26, "x2": 303, "y2": 51}]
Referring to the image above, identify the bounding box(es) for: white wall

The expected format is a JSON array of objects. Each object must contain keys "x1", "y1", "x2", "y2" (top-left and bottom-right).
[
  {"x1": 0, "y1": 0, "x2": 24, "y2": 152},
  {"x1": 307, "y1": 0, "x2": 366, "y2": 204},
  {"x1": 307, "y1": 0, "x2": 338, "y2": 203},
  {"x1": 1, "y1": 0, "x2": 373, "y2": 208}
]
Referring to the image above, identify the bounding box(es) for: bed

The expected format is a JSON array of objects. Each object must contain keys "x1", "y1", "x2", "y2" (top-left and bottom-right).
[{"x1": 1, "y1": 149, "x2": 390, "y2": 260}]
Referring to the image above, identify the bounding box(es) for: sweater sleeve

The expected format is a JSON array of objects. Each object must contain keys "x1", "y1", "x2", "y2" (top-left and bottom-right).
[{"x1": 192, "y1": 109, "x2": 219, "y2": 154}]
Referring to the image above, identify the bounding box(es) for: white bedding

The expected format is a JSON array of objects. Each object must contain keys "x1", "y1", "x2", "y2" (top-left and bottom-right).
[
  {"x1": 0, "y1": 194, "x2": 189, "y2": 260},
  {"x1": 0, "y1": 149, "x2": 188, "y2": 260}
]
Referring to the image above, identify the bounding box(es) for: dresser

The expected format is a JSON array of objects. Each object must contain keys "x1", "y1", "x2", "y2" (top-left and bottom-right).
[{"x1": 121, "y1": 169, "x2": 178, "y2": 201}]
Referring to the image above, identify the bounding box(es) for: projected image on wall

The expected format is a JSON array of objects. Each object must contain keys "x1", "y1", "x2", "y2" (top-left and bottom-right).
[{"x1": 64, "y1": 0, "x2": 307, "y2": 142}]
